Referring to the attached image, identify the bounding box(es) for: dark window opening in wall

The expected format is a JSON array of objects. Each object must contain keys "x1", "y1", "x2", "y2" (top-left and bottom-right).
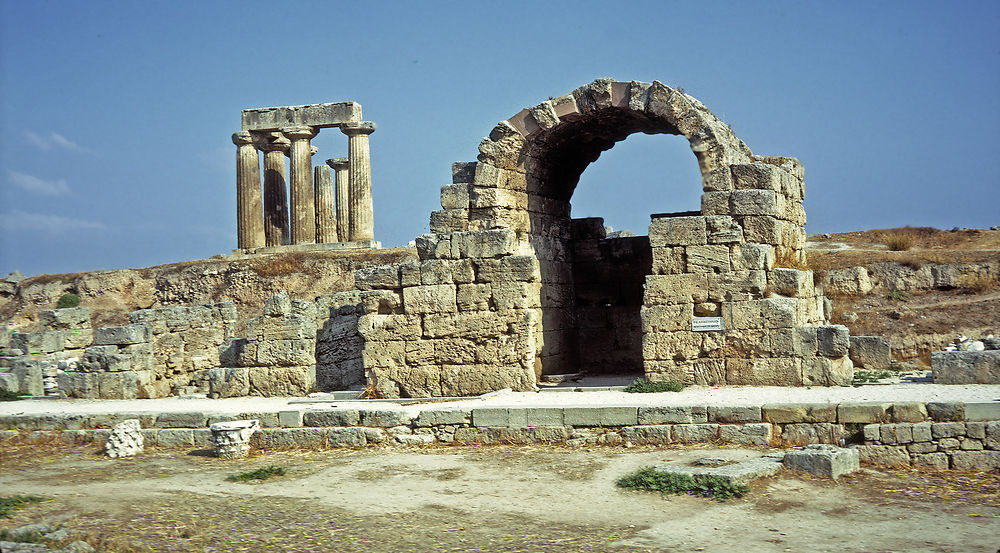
[{"x1": 566, "y1": 134, "x2": 702, "y2": 377}]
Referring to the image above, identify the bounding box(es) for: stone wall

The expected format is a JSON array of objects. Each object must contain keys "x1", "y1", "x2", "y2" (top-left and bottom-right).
[{"x1": 354, "y1": 79, "x2": 853, "y2": 396}]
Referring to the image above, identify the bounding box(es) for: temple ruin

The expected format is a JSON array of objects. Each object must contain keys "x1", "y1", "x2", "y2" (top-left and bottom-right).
[
  {"x1": 1, "y1": 79, "x2": 858, "y2": 400},
  {"x1": 232, "y1": 102, "x2": 378, "y2": 251}
]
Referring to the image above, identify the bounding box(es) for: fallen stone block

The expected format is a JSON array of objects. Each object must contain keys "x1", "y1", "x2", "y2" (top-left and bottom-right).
[
  {"x1": 849, "y1": 336, "x2": 891, "y2": 370},
  {"x1": 653, "y1": 454, "x2": 785, "y2": 486},
  {"x1": 105, "y1": 419, "x2": 143, "y2": 458},
  {"x1": 783, "y1": 444, "x2": 860, "y2": 479}
]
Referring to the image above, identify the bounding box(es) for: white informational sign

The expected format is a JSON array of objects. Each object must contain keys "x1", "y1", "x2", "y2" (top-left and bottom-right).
[{"x1": 691, "y1": 317, "x2": 725, "y2": 332}]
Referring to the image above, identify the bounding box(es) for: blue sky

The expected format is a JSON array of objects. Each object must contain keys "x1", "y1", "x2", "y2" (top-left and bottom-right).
[{"x1": 2, "y1": 1, "x2": 998, "y2": 277}]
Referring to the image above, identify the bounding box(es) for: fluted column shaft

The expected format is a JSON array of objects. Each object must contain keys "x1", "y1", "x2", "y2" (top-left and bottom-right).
[
  {"x1": 284, "y1": 125, "x2": 319, "y2": 245},
  {"x1": 233, "y1": 131, "x2": 264, "y2": 250},
  {"x1": 341, "y1": 122, "x2": 376, "y2": 242},
  {"x1": 254, "y1": 132, "x2": 291, "y2": 246},
  {"x1": 314, "y1": 164, "x2": 337, "y2": 243},
  {"x1": 326, "y1": 158, "x2": 350, "y2": 242}
]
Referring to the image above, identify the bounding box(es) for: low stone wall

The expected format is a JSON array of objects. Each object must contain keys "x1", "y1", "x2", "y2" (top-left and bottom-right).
[{"x1": 2, "y1": 400, "x2": 996, "y2": 470}]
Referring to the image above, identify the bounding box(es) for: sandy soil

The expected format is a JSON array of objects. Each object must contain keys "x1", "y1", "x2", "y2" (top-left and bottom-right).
[{"x1": 2, "y1": 443, "x2": 998, "y2": 553}]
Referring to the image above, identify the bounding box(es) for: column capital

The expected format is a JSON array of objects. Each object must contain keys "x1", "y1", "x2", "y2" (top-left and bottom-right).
[
  {"x1": 310, "y1": 145, "x2": 319, "y2": 156},
  {"x1": 282, "y1": 125, "x2": 318, "y2": 140},
  {"x1": 326, "y1": 157, "x2": 349, "y2": 170},
  {"x1": 232, "y1": 130, "x2": 254, "y2": 146},
  {"x1": 253, "y1": 131, "x2": 290, "y2": 152},
  {"x1": 340, "y1": 121, "x2": 376, "y2": 136}
]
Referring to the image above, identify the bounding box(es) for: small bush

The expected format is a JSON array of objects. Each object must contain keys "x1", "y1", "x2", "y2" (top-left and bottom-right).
[
  {"x1": 0, "y1": 390, "x2": 25, "y2": 402},
  {"x1": 226, "y1": 465, "x2": 287, "y2": 482},
  {"x1": 886, "y1": 290, "x2": 908, "y2": 301},
  {"x1": 617, "y1": 467, "x2": 749, "y2": 502},
  {"x1": 882, "y1": 232, "x2": 915, "y2": 251},
  {"x1": 55, "y1": 293, "x2": 80, "y2": 309},
  {"x1": 624, "y1": 378, "x2": 684, "y2": 393},
  {"x1": 0, "y1": 495, "x2": 46, "y2": 518},
  {"x1": 958, "y1": 273, "x2": 998, "y2": 295}
]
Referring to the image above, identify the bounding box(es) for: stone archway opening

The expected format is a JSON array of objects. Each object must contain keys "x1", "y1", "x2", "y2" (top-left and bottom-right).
[
  {"x1": 522, "y1": 107, "x2": 699, "y2": 378},
  {"x1": 552, "y1": 133, "x2": 704, "y2": 378}
]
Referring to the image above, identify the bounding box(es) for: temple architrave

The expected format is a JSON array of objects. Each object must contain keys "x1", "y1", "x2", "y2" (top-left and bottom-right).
[{"x1": 232, "y1": 102, "x2": 379, "y2": 252}]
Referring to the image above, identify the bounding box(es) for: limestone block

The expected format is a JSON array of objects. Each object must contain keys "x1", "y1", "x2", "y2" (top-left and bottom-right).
[
  {"x1": 706, "y1": 271, "x2": 766, "y2": 302},
  {"x1": 248, "y1": 366, "x2": 316, "y2": 396},
  {"x1": 911, "y1": 422, "x2": 933, "y2": 442},
  {"x1": 719, "y1": 423, "x2": 772, "y2": 445},
  {"x1": 931, "y1": 422, "x2": 966, "y2": 439},
  {"x1": 253, "y1": 428, "x2": 329, "y2": 449},
  {"x1": 822, "y1": 267, "x2": 874, "y2": 296},
  {"x1": 651, "y1": 247, "x2": 686, "y2": 275},
  {"x1": 686, "y1": 245, "x2": 731, "y2": 273},
  {"x1": 911, "y1": 452, "x2": 950, "y2": 469},
  {"x1": 638, "y1": 405, "x2": 708, "y2": 424},
  {"x1": 838, "y1": 403, "x2": 891, "y2": 424},
  {"x1": 762, "y1": 403, "x2": 838, "y2": 423},
  {"x1": 761, "y1": 298, "x2": 797, "y2": 328},
  {"x1": 705, "y1": 215, "x2": 744, "y2": 244},
  {"x1": 926, "y1": 402, "x2": 965, "y2": 421},
  {"x1": 414, "y1": 233, "x2": 454, "y2": 261},
  {"x1": 256, "y1": 339, "x2": 315, "y2": 366},
  {"x1": 731, "y1": 163, "x2": 782, "y2": 191},
  {"x1": 780, "y1": 423, "x2": 843, "y2": 446},
  {"x1": 847, "y1": 336, "x2": 892, "y2": 371},
  {"x1": 62, "y1": 329, "x2": 94, "y2": 349},
  {"x1": 816, "y1": 325, "x2": 850, "y2": 357},
  {"x1": 803, "y1": 356, "x2": 853, "y2": 386},
  {"x1": 888, "y1": 402, "x2": 927, "y2": 423},
  {"x1": 493, "y1": 281, "x2": 541, "y2": 310},
  {"x1": 208, "y1": 367, "x2": 250, "y2": 398},
  {"x1": 422, "y1": 311, "x2": 523, "y2": 339},
  {"x1": 454, "y1": 229, "x2": 517, "y2": 258},
  {"x1": 500, "y1": 255, "x2": 541, "y2": 282},
  {"x1": 0, "y1": 372, "x2": 16, "y2": 393},
  {"x1": 94, "y1": 324, "x2": 151, "y2": 346},
  {"x1": 469, "y1": 187, "x2": 528, "y2": 209},
  {"x1": 621, "y1": 425, "x2": 673, "y2": 444},
  {"x1": 649, "y1": 216, "x2": 707, "y2": 247},
  {"x1": 37, "y1": 307, "x2": 91, "y2": 330},
  {"x1": 440, "y1": 184, "x2": 470, "y2": 210},
  {"x1": 644, "y1": 274, "x2": 707, "y2": 305},
  {"x1": 355, "y1": 265, "x2": 401, "y2": 290},
  {"x1": 403, "y1": 284, "x2": 457, "y2": 314},
  {"x1": 732, "y1": 243, "x2": 774, "y2": 271},
  {"x1": 701, "y1": 191, "x2": 731, "y2": 215},
  {"x1": 854, "y1": 445, "x2": 910, "y2": 467},
  {"x1": 246, "y1": 314, "x2": 316, "y2": 341},
  {"x1": 302, "y1": 409, "x2": 360, "y2": 427},
  {"x1": 452, "y1": 161, "x2": 477, "y2": 184},
  {"x1": 419, "y1": 259, "x2": 454, "y2": 285},
  {"x1": 641, "y1": 304, "x2": 693, "y2": 333},
  {"x1": 359, "y1": 313, "x2": 422, "y2": 341},
  {"x1": 0, "y1": 325, "x2": 7, "y2": 349},
  {"x1": 671, "y1": 423, "x2": 719, "y2": 442},
  {"x1": 726, "y1": 357, "x2": 802, "y2": 386},
  {"x1": 12, "y1": 362, "x2": 44, "y2": 396},
  {"x1": 730, "y1": 190, "x2": 781, "y2": 217},
  {"x1": 768, "y1": 268, "x2": 810, "y2": 298},
  {"x1": 741, "y1": 216, "x2": 782, "y2": 244},
  {"x1": 966, "y1": 403, "x2": 1000, "y2": 422},
  {"x1": 414, "y1": 408, "x2": 470, "y2": 427},
  {"x1": 784, "y1": 444, "x2": 859, "y2": 479},
  {"x1": 879, "y1": 423, "x2": 913, "y2": 444},
  {"x1": 950, "y1": 450, "x2": 1000, "y2": 471},
  {"x1": 932, "y1": 351, "x2": 1000, "y2": 384},
  {"x1": 96, "y1": 371, "x2": 142, "y2": 400},
  {"x1": 10, "y1": 331, "x2": 64, "y2": 354},
  {"x1": 456, "y1": 283, "x2": 492, "y2": 311}
]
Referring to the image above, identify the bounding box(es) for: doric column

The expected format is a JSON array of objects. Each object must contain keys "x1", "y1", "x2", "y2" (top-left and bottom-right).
[
  {"x1": 340, "y1": 121, "x2": 376, "y2": 242},
  {"x1": 314, "y1": 164, "x2": 337, "y2": 243},
  {"x1": 326, "y1": 158, "x2": 349, "y2": 242},
  {"x1": 253, "y1": 132, "x2": 291, "y2": 246},
  {"x1": 283, "y1": 125, "x2": 319, "y2": 245},
  {"x1": 232, "y1": 131, "x2": 264, "y2": 250}
]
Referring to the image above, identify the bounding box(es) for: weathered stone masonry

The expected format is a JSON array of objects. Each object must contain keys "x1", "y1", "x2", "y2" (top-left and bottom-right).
[{"x1": 354, "y1": 79, "x2": 852, "y2": 397}]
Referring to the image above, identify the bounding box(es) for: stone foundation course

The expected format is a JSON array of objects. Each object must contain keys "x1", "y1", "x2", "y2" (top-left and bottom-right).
[{"x1": 3, "y1": 400, "x2": 997, "y2": 471}]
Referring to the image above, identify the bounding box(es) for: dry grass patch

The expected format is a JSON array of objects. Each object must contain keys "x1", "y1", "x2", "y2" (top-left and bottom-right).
[{"x1": 958, "y1": 273, "x2": 998, "y2": 295}]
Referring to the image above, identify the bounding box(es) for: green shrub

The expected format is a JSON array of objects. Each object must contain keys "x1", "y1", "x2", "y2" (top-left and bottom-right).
[
  {"x1": 886, "y1": 290, "x2": 907, "y2": 301},
  {"x1": 624, "y1": 378, "x2": 684, "y2": 393},
  {"x1": 0, "y1": 390, "x2": 25, "y2": 402},
  {"x1": 56, "y1": 293, "x2": 80, "y2": 309},
  {"x1": 852, "y1": 369, "x2": 894, "y2": 385},
  {"x1": 0, "y1": 495, "x2": 46, "y2": 518},
  {"x1": 617, "y1": 467, "x2": 748, "y2": 501},
  {"x1": 226, "y1": 465, "x2": 287, "y2": 482}
]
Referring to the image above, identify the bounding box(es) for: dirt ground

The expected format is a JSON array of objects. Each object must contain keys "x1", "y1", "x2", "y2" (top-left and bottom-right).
[{"x1": 2, "y1": 442, "x2": 998, "y2": 553}]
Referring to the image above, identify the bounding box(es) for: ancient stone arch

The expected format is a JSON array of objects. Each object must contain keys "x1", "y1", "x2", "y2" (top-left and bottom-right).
[{"x1": 355, "y1": 79, "x2": 852, "y2": 398}]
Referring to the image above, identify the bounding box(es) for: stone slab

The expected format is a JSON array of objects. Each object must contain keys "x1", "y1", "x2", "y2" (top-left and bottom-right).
[
  {"x1": 783, "y1": 444, "x2": 860, "y2": 479},
  {"x1": 241, "y1": 102, "x2": 362, "y2": 131}
]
